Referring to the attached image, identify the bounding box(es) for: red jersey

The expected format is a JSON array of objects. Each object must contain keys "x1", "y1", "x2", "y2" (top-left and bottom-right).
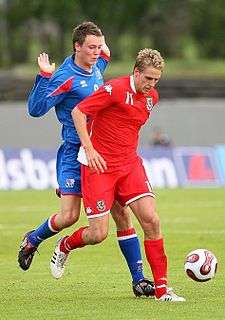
[{"x1": 77, "y1": 75, "x2": 159, "y2": 166}]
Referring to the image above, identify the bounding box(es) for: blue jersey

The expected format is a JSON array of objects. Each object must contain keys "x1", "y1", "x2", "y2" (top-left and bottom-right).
[{"x1": 28, "y1": 53, "x2": 109, "y2": 144}]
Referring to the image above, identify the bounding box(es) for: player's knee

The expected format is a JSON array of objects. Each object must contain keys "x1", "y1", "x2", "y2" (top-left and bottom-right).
[
  {"x1": 114, "y1": 214, "x2": 132, "y2": 230},
  {"x1": 143, "y1": 210, "x2": 160, "y2": 229},
  {"x1": 119, "y1": 207, "x2": 129, "y2": 219},
  {"x1": 112, "y1": 206, "x2": 132, "y2": 230},
  {"x1": 141, "y1": 212, "x2": 160, "y2": 239}
]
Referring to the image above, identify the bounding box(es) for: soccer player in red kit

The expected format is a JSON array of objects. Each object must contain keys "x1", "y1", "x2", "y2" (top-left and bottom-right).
[{"x1": 51, "y1": 48, "x2": 185, "y2": 302}]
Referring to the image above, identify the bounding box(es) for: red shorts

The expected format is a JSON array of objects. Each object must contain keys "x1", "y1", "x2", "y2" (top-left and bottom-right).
[{"x1": 81, "y1": 157, "x2": 155, "y2": 218}]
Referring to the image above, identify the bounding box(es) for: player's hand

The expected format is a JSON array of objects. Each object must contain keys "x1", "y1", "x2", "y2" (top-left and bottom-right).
[
  {"x1": 85, "y1": 146, "x2": 107, "y2": 174},
  {"x1": 38, "y1": 52, "x2": 55, "y2": 74},
  {"x1": 101, "y1": 36, "x2": 110, "y2": 57}
]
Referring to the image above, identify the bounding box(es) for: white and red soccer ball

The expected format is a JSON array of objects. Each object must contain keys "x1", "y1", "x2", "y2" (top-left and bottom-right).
[{"x1": 184, "y1": 249, "x2": 218, "y2": 282}]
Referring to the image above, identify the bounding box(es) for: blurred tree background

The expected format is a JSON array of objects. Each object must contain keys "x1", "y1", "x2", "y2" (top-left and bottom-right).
[{"x1": 0, "y1": 0, "x2": 224, "y2": 76}]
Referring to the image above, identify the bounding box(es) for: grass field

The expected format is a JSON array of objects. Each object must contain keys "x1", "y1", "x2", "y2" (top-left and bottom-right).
[{"x1": 0, "y1": 188, "x2": 225, "y2": 320}]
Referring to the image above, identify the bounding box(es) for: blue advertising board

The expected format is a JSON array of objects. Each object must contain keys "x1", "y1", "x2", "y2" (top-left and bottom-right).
[{"x1": 0, "y1": 146, "x2": 225, "y2": 190}]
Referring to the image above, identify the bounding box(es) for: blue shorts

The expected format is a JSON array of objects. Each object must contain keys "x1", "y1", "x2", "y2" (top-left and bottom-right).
[{"x1": 56, "y1": 141, "x2": 81, "y2": 195}]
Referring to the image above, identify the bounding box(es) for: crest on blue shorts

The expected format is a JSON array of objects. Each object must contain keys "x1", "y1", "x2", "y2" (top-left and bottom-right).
[{"x1": 65, "y1": 178, "x2": 75, "y2": 188}]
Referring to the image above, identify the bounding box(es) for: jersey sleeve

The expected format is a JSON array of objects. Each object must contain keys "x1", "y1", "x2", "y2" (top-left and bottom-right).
[
  {"x1": 96, "y1": 52, "x2": 110, "y2": 74},
  {"x1": 28, "y1": 71, "x2": 74, "y2": 117},
  {"x1": 77, "y1": 82, "x2": 114, "y2": 116}
]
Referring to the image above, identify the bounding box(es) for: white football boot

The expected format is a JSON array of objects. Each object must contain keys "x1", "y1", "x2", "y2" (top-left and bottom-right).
[
  {"x1": 156, "y1": 288, "x2": 186, "y2": 302},
  {"x1": 50, "y1": 237, "x2": 69, "y2": 279}
]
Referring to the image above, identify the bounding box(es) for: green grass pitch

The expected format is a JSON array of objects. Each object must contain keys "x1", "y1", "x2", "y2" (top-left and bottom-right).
[{"x1": 0, "y1": 188, "x2": 225, "y2": 320}]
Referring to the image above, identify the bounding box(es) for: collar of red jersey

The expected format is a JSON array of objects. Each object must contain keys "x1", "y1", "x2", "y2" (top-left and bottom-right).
[{"x1": 129, "y1": 75, "x2": 136, "y2": 93}]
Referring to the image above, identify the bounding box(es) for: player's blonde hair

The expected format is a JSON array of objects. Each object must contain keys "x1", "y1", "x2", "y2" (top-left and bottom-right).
[{"x1": 134, "y1": 48, "x2": 165, "y2": 72}]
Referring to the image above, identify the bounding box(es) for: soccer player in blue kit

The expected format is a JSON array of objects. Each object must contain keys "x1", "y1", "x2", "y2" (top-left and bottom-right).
[{"x1": 17, "y1": 21, "x2": 154, "y2": 297}]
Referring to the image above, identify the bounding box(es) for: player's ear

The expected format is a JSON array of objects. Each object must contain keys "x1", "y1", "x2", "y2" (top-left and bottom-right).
[
  {"x1": 133, "y1": 67, "x2": 139, "y2": 76},
  {"x1": 75, "y1": 42, "x2": 81, "y2": 52}
]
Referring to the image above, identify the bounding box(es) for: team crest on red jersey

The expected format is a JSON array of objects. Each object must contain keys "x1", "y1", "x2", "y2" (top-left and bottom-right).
[
  {"x1": 96, "y1": 200, "x2": 106, "y2": 212},
  {"x1": 146, "y1": 96, "x2": 154, "y2": 111}
]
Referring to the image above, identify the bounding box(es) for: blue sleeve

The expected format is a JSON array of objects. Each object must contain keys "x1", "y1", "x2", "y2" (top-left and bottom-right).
[
  {"x1": 96, "y1": 55, "x2": 109, "y2": 74},
  {"x1": 28, "y1": 73, "x2": 73, "y2": 117}
]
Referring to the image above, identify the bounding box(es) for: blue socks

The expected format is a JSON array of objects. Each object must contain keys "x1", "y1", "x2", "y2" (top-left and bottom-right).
[
  {"x1": 117, "y1": 229, "x2": 145, "y2": 284},
  {"x1": 28, "y1": 215, "x2": 59, "y2": 247}
]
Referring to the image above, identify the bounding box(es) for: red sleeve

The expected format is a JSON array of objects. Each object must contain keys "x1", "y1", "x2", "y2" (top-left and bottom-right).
[
  {"x1": 100, "y1": 51, "x2": 110, "y2": 62},
  {"x1": 77, "y1": 83, "x2": 114, "y2": 116}
]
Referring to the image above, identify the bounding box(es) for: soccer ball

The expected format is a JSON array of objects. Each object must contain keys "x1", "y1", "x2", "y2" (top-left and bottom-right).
[{"x1": 184, "y1": 249, "x2": 218, "y2": 282}]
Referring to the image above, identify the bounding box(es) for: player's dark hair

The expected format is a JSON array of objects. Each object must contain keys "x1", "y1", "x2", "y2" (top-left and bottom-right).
[{"x1": 72, "y1": 21, "x2": 102, "y2": 50}]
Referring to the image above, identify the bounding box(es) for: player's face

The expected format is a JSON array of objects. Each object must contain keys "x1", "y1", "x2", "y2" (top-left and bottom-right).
[
  {"x1": 134, "y1": 66, "x2": 162, "y2": 95},
  {"x1": 75, "y1": 35, "x2": 103, "y2": 69}
]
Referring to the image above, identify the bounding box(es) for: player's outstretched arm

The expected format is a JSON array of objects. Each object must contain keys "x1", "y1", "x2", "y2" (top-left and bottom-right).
[{"x1": 38, "y1": 52, "x2": 55, "y2": 74}]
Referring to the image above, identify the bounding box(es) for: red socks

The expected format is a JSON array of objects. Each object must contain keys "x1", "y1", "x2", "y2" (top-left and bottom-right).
[
  {"x1": 117, "y1": 227, "x2": 136, "y2": 239},
  {"x1": 144, "y1": 238, "x2": 168, "y2": 298},
  {"x1": 60, "y1": 227, "x2": 88, "y2": 254},
  {"x1": 49, "y1": 214, "x2": 61, "y2": 232}
]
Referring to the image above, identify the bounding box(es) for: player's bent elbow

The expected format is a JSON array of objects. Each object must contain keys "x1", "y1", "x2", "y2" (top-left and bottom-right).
[
  {"x1": 28, "y1": 105, "x2": 46, "y2": 118},
  {"x1": 28, "y1": 98, "x2": 48, "y2": 117},
  {"x1": 28, "y1": 102, "x2": 40, "y2": 117},
  {"x1": 28, "y1": 109, "x2": 40, "y2": 117}
]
